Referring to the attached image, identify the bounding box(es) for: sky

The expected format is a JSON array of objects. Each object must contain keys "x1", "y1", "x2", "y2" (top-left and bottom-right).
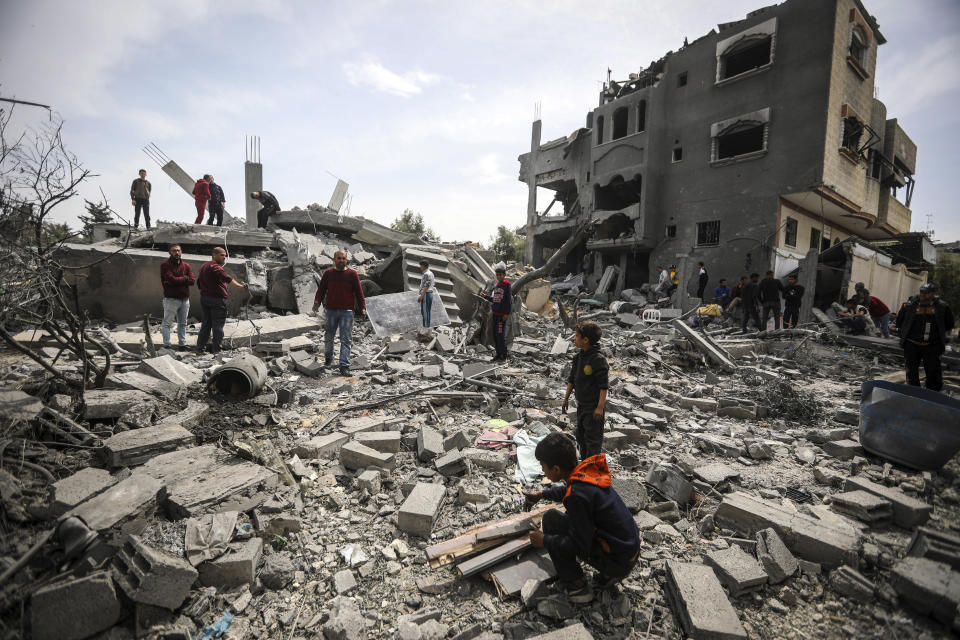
[{"x1": 1, "y1": 0, "x2": 959, "y2": 244}]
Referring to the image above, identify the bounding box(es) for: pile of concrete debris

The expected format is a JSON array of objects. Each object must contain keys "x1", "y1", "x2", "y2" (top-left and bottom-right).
[{"x1": 1, "y1": 277, "x2": 959, "y2": 640}]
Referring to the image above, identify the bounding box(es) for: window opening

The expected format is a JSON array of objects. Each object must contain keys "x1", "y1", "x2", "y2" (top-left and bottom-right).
[
  {"x1": 841, "y1": 116, "x2": 863, "y2": 154},
  {"x1": 596, "y1": 115, "x2": 604, "y2": 144},
  {"x1": 809, "y1": 228, "x2": 821, "y2": 251},
  {"x1": 677, "y1": 72, "x2": 688, "y2": 87},
  {"x1": 717, "y1": 123, "x2": 765, "y2": 159},
  {"x1": 672, "y1": 146, "x2": 683, "y2": 162},
  {"x1": 612, "y1": 107, "x2": 628, "y2": 140},
  {"x1": 594, "y1": 175, "x2": 642, "y2": 211},
  {"x1": 696, "y1": 220, "x2": 720, "y2": 246},
  {"x1": 849, "y1": 27, "x2": 867, "y2": 67},
  {"x1": 637, "y1": 100, "x2": 646, "y2": 133},
  {"x1": 720, "y1": 37, "x2": 772, "y2": 79},
  {"x1": 784, "y1": 217, "x2": 798, "y2": 247},
  {"x1": 665, "y1": 225, "x2": 677, "y2": 238}
]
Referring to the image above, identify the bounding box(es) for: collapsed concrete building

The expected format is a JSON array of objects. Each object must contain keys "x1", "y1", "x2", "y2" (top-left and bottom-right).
[{"x1": 519, "y1": 0, "x2": 919, "y2": 313}]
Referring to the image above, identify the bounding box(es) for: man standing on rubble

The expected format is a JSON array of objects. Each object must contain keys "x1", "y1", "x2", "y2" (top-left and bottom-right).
[
  {"x1": 196, "y1": 247, "x2": 248, "y2": 354},
  {"x1": 896, "y1": 283, "x2": 954, "y2": 391},
  {"x1": 206, "y1": 175, "x2": 226, "y2": 227},
  {"x1": 313, "y1": 250, "x2": 365, "y2": 376},
  {"x1": 782, "y1": 274, "x2": 804, "y2": 329},
  {"x1": 251, "y1": 191, "x2": 281, "y2": 228},
  {"x1": 867, "y1": 294, "x2": 892, "y2": 338},
  {"x1": 739, "y1": 273, "x2": 762, "y2": 333},
  {"x1": 758, "y1": 270, "x2": 784, "y2": 330},
  {"x1": 480, "y1": 263, "x2": 512, "y2": 361},
  {"x1": 417, "y1": 259, "x2": 436, "y2": 328},
  {"x1": 160, "y1": 244, "x2": 194, "y2": 350},
  {"x1": 193, "y1": 176, "x2": 210, "y2": 225},
  {"x1": 697, "y1": 262, "x2": 709, "y2": 299},
  {"x1": 654, "y1": 266, "x2": 670, "y2": 297},
  {"x1": 130, "y1": 169, "x2": 151, "y2": 229}
]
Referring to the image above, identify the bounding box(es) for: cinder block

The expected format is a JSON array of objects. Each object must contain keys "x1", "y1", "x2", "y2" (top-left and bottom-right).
[
  {"x1": 603, "y1": 431, "x2": 628, "y2": 450},
  {"x1": 821, "y1": 439, "x2": 864, "y2": 460},
  {"x1": 435, "y1": 449, "x2": 467, "y2": 476},
  {"x1": 417, "y1": 426, "x2": 444, "y2": 462},
  {"x1": 340, "y1": 441, "x2": 395, "y2": 471},
  {"x1": 198, "y1": 538, "x2": 263, "y2": 589},
  {"x1": 31, "y1": 571, "x2": 121, "y2": 640},
  {"x1": 102, "y1": 424, "x2": 196, "y2": 467},
  {"x1": 357, "y1": 469, "x2": 381, "y2": 493},
  {"x1": 843, "y1": 475, "x2": 932, "y2": 529},
  {"x1": 462, "y1": 447, "x2": 508, "y2": 471},
  {"x1": 398, "y1": 482, "x2": 446, "y2": 538},
  {"x1": 354, "y1": 430, "x2": 402, "y2": 453},
  {"x1": 756, "y1": 527, "x2": 798, "y2": 584},
  {"x1": 704, "y1": 546, "x2": 768, "y2": 596},
  {"x1": 295, "y1": 432, "x2": 349, "y2": 458},
  {"x1": 443, "y1": 430, "x2": 471, "y2": 452},
  {"x1": 113, "y1": 535, "x2": 198, "y2": 609}
]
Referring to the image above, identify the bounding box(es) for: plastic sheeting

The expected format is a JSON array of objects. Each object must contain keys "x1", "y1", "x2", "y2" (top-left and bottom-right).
[{"x1": 513, "y1": 424, "x2": 552, "y2": 483}]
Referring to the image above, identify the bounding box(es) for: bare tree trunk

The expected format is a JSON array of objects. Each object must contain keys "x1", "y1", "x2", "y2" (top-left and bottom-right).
[{"x1": 511, "y1": 221, "x2": 591, "y2": 297}]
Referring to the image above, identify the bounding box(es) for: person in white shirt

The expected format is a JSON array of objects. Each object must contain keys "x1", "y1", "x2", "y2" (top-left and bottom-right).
[{"x1": 418, "y1": 260, "x2": 436, "y2": 327}]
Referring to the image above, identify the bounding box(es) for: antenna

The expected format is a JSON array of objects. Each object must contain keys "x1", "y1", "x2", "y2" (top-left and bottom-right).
[
  {"x1": 245, "y1": 135, "x2": 260, "y2": 163},
  {"x1": 925, "y1": 214, "x2": 935, "y2": 239},
  {"x1": 533, "y1": 101, "x2": 541, "y2": 121}
]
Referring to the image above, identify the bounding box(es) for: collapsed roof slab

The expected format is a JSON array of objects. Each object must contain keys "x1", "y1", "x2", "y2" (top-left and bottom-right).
[
  {"x1": 130, "y1": 223, "x2": 279, "y2": 251},
  {"x1": 269, "y1": 210, "x2": 415, "y2": 252}
]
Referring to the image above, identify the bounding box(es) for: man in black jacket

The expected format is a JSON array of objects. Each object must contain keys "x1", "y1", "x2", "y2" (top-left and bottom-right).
[
  {"x1": 782, "y1": 274, "x2": 805, "y2": 329},
  {"x1": 739, "y1": 273, "x2": 762, "y2": 333},
  {"x1": 206, "y1": 175, "x2": 226, "y2": 227},
  {"x1": 758, "y1": 270, "x2": 784, "y2": 330},
  {"x1": 251, "y1": 191, "x2": 280, "y2": 228},
  {"x1": 896, "y1": 283, "x2": 954, "y2": 391}
]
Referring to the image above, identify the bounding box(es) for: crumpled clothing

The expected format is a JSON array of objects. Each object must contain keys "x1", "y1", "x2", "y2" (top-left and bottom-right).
[
  {"x1": 513, "y1": 425, "x2": 552, "y2": 483},
  {"x1": 475, "y1": 425, "x2": 518, "y2": 450},
  {"x1": 185, "y1": 511, "x2": 239, "y2": 567}
]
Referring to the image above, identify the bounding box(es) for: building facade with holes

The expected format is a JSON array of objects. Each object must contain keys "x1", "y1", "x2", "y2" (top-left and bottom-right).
[{"x1": 517, "y1": 0, "x2": 916, "y2": 296}]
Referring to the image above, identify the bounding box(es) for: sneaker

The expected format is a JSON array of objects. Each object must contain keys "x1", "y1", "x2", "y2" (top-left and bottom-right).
[
  {"x1": 339, "y1": 366, "x2": 350, "y2": 377},
  {"x1": 324, "y1": 357, "x2": 333, "y2": 367},
  {"x1": 561, "y1": 582, "x2": 594, "y2": 604}
]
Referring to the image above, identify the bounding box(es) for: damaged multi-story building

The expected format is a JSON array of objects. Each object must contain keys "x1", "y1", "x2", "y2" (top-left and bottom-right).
[{"x1": 519, "y1": 0, "x2": 917, "y2": 301}]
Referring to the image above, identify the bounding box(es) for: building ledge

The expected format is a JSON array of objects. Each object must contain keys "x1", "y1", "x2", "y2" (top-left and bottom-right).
[
  {"x1": 714, "y1": 62, "x2": 773, "y2": 88},
  {"x1": 838, "y1": 147, "x2": 861, "y2": 165},
  {"x1": 710, "y1": 148, "x2": 767, "y2": 167},
  {"x1": 846, "y1": 55, "x2": 870, "y2": 80}
]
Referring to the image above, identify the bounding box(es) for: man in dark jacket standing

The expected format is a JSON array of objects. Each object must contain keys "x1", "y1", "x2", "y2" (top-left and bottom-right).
[
  {"x1": 251, "y1": 191, "x2": 281, "y2": 228},
  {"x1": 130, "y1": 169, "x2": 151, "y2": 229},
  {"x1": 313, "y1": 250, "x2": 366, "y2": 376},
  {"x1": 193, "y1": 177, "x2": 210, "y2": 224},
  {"x1": 206, "y1": 175, "x2": 226, "y2": 227},
  {"x1": 159, "y1": 244, "x2": 194, "y2": 350},
  {"x1": 896, "y1": 283, "x2": 954, "y2": 391},
  {"x1": 196, "y1": 247, "x2": 247, "y2": 354},
  {"x1": 481, "y1": 263, "x2": 512, "y2": 361},
  {"x1": 739, "y1": 273, "x2": 762, "y2": 333},
  {"x1": 782, "y1": 274, "x2": 804, "y2": 329},
  {"x1": 758, "y1": 270, "x2": 784, "y2": 330},
  {"x1": 697, "y1": 262, "x2": 709, "y2": 299}
]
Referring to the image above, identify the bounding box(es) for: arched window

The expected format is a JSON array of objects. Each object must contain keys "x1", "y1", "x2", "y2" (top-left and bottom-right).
[
  {"x1": 719, "y1": 36, "x2": 772, "y2": 80},
  {"x1": 612, "y1": 107, "x2": 628, "y2": 140},
  {"x1": 849, "y1": 26, "x2": 868, "y2": 67},
  {"x1": 596, "y1": 115, "x2": 605, "y2": 145}
]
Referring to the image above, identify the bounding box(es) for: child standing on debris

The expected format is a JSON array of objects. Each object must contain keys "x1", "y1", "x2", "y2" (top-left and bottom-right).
[
  {"x1": 562, "y1": 322, "x2": 608, "y2": 461},
  {"x1": 525, "y1": 433, "x2": 640, "y2": 603},
  {"x1": 417, "y1": 259, "x2": 436, "y2": 328},
  {"x1": 480, "y1": 263, "x2": 512, "y2": 361}
]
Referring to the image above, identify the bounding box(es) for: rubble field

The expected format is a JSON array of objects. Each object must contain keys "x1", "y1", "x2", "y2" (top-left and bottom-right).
[{"x1": 1, "y1": 279, "x2": 959, "y2": 640}]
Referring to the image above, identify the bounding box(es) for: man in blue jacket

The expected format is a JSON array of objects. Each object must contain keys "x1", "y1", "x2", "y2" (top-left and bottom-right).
[
  {"x1": 525, "y1": 433, "x2": 641, "y2": 604},
  {"x1": 481, "y1": 263, "x2": 512, "y2": 361}
]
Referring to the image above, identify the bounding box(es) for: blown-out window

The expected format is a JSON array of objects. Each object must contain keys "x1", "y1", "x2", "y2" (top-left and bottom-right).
[
  {"x1": 715, "y1": 17, "x2": 777, "y2": 84},
  {"x1": 710, "y1": 107, "x2": 770, "y2": 163},
  {"x1": 596, "y1": 115, "x2": 604, "y2": 145},
  {"x1": 612, "y1": 107, "x2": 628, "y2": 140}
]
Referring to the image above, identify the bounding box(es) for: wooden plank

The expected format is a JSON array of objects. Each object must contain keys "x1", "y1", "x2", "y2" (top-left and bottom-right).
[
  {"x1": 476, "y1": 521, "x2": 532, "y2": 542},
  {"x1": 457, "y1": 537, "x2": 531, "y2": 577},
  {"x1": 425, "y1": 505, "x2": 551, "y2": 568},
  {"x1": 672, "y1": 319, "x2": 738, "y2": 371}
]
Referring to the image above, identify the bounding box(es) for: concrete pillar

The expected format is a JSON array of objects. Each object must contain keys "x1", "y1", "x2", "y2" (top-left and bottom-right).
[
  {"x1": 676, "y1": 256, "x2": 698, "y2": 313},
  {"x1": 615, "y1": 252, "x2": 628, "y2": 298},
  {"x1": 244, "y1": 161, "x2": 263, "y2": 230},
  {"x1": 523, "y1": 120, "x2": 542, "y2": 266},
  {"x1": 797, "y1": 248, "x2": 818, "y2": 323}
]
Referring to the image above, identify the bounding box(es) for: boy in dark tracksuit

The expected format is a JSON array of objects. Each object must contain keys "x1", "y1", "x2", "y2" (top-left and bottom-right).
[
  {"x1": 782, "y1": 274, "x2": 804, "y2": 329},
  {"x1": 481, "y1": 264, "x2": 512, "y2": 361},
  {"x1": 562, "y1": 322, "x2": 608, "y2": 461},
  {"x1": 526, "y1": 433, "x2": 641, "y2": 603}
]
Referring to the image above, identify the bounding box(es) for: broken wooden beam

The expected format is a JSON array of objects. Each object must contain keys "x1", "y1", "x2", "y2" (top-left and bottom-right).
[
  {"x1": 424, "y1": 505, "x2": 551, "y2": 568},
  {"x1": 672, "y1": 319, "x2": 738, "y2": 371},
  {"x1": 457, "y1": 537, "x2": 531, "y2": 578}
]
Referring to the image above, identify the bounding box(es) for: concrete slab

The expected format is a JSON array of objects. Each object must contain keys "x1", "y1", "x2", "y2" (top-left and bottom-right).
[
  {"x1": 102, "y1": 424, "x2": 196, "y2": 467},
  {"x1": 704, "y1": 546, "x2": 768, "y2": 596},
  {"x1": 340, "y1": 441, "x2": 396, "y2": 471},
  {"x1": 157, "y1": 400, "x2": 209, "y2": 428},
  {"x1": 890, "y1": 557, "x2": 960, "y2": 627},
  {"x1": 526, "y1": 623, "x2": 594, "y2": 640},
  {"x1": 31, "y1": 571, "x2": 121, "y2": 640},
  {"x1": 295, "y1": 432, "x2": 350, "y2": 458},
  {"x1": 83, "y1": 389, "x2": 155, "y2": 419},
  {"x1": 665, "y1": 560, "x2": 747, "y2": 640},
  {"x1": 829, "y1": 490, "x2": 893, "y2": 523},
  {"x1": 340, "y1": 415, "x2": 389, "y2": 435},
  {"x1": 693, "y1": 462, "x2": 740, "y2": 485},
  {"x1": 354, "y1": 430, "x2": 402, "y2": 453},
  {"x1": 843, "y1": 475, "x2": 931, "y2": 529},
  {"x1": 398, "y1": 482, "x2": 446, "y2": 538},
  {"x1": 49, "y1": 468, "x2": 117, "y2": 517},
  {"x1": 139, "y1": 354, "x2": 203, "y2": 385}
]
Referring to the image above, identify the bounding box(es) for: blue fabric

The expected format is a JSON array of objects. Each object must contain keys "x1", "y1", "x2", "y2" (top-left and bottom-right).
[
  {"x1": 161, "y1": 297, "x2": 190, "y2": 347},
  {"x1": 421, "y1": 291, "x2": 433, "y2": 327},
  {"x1": 324, "y1": 308, "x2": 354, "y2": 367}
]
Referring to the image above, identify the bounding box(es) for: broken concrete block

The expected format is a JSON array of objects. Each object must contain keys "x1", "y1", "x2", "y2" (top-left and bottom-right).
[
  {"x1": 714, "y1": 492, "x2": 859, "y2": 568},
  {"x1": 611, "y1": 477, "x2": 648, "y2": 513},
  {"x1": 49, "y1": 468, "x2": 117, "y2": 517},
  {"x1": 617, "y1": 424, "x2": 652, "y2": 444},
  {"x1": 422, "y1": 364, "x2": 441, "y2": 379},
  {"x1": 679, "y1": 397, "x2": 718, "y2": 412},
  {"x1": 813, "y1": 465, "x2": 844, "y2": 487},
  {"x1": 890, "y1": 557, "x2": 960, "y2": 627},
  {"x1": 139, "y1": 354, "x2": 203, "y2": 385},
  {"x1": 820, "y1": 439, "x2": 864, "y2": 460},
  {"x1": 443, "y1": 430, "x2": 471, "y2": 452},
  {"x1": 746, "y1": 441, "x2": 773, "y2": 460},
  {"x1": 462, "y1": 448, "x2": 508, "y2": 471},
  {"x1": 462, "y1": 362, "x2": 495, "y2": 380},
  {"x1": 603, "y1": 431, "x2": 627, "y2": 450},
  {"x1": 458, "y1": 483, "x2": 490, "y2": 505},
  {"x1": 69, "y1": 474, "x2": 163, "y2": 536},
  {"x1": 198, "y1": 538, "x2": 263, "y2": 589},
  {"x1": 83, "y1": 389, "x2": 154, "y2": 419},
  {"x1": 322, "y1": 595, "x2": 368, "y2": 639},
  {"x1": 906, "y1": 527, "x2": 960, "y2": 570},
  {"x1": 295, "y1": 431, "x2": 350, "y2": 458},
  {"x1": 417, "y1": 426, "x2": 444, "y2": 462},
  {"x1": 665, "y1": 560, "x2": 747, "y2": 640},
  {"x1": 388, "y1": 339, "x2": 415, "y2": 354},
  {"x1": 643, "y1": 402, "x2": 676, "y2": 420},
  {"x1": 692, "y1": 433, "x2": 745, "y2": 458},
  {"x1": 114, "y1": 535, "x2": 198, "y2": 609},
  {"x1": 704, "y1": 546, "x2": 768, "y2": 596},
  {"x1": 634, "y1": 510, "x2": 663, "y2": 531},
  {"x1": 756, "y1": 528, "x2": 798, "y2": 584},
  {"x1": 102, "y1": 424, "x2": 196, "y2": 467},
  {"x1": 829, "y1": 565, "x2": 875, "y2": 602},
  {"x1": 253, "y1": 510, "x2": 302, "y2": 537},
  {"x1": 645, "y1": 464, "x2": 694, "y2": 505},
  {"x1": 434, "y1": 449, "x2": 467, "y2": 476},
  {"x1": 107, "y1": 371, "x2": 183, "y2": 400},
  {"x1": 340, "y1": 415, "x2": 388, "y2": 435},
  {"x1": 693, "y1": 462, "x2": 740, "y2": 486},
  {"x1": 333, "y1": 569, "x2": 358, "y2": 594},
  {"x1": 31, "y1": 571, "x2": 121, "y2": 640},
  {"x1": 340, "y1": 441, "x2": 396, "y2": 471},
  {"x1": 526, "y1": 623, "x2": 594, "y2": 640},
  {"x1": 354, "y1": 430, "x2": 402, "y2": 453},
  {"x1": 829, "y1": 490, "x2": 893, "y2": 523},
  {"x1": 398, "y1": 482, "x2": 446, "y2": 538},
  {"x1": 843, "y1": 475, "x2": 931, "y2": 529},
  {"x1": 261, "y1": 551, "x2": 295, "y2": 589},
  {"x1": 156, "y1": 400, "x2": 209, "y2": 429},
  {"x1": 357, "y1": 469, "x2": 382, "y2": 494}
]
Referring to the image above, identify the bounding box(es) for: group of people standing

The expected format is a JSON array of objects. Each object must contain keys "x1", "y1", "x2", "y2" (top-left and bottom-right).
[{"x1": 191, "y1": 175, "x2": 228, "y2": 226}]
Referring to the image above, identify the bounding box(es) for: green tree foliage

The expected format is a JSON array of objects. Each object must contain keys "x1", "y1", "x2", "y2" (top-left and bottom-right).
[
  {"x1": 489, "y1": 225, "x2": 525, "y2": 263},
  {"x1": 390, "y1": 208, "x2": 439, "y2": 242},
  {"x1": 78, "y1": 198, "x2": 114, "y2": 240},
  {"x1": 930, "y1": 259, "x2": 960, "y2": 315}
]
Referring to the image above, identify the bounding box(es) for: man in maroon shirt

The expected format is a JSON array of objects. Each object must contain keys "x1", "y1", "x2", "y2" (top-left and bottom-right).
[
  {"x1": 160, "y1": 244, "x2": 195, "y2": 350},
  {"x1": 196, "y1": 247, "x2": 247, "y2": 354},
  {"x1": 312, "y1": 250, "x2": 365, "y2": 376}
]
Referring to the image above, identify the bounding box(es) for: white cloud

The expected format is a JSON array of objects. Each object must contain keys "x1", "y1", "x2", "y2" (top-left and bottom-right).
[
  {"x1": 877, "y1": 35, "x2": 960, "y2": 117},
  {"x1": 342, "y1": 59, "x2": 440, "y2": 97},
  {"x1": 461, "y1": 153, "x2": 509, "y2": 185}
]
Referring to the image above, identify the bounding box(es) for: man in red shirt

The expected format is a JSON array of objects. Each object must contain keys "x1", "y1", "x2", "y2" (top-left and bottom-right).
[
  {"x1": 196, "y1": 247, "x2": 247, "y2": 354},
  {"x1": 159, "y1": 244, "x2": 195, "y2": 350},
  {"x1": 193, "y1": 176, "x2": 211, "y2": 225},
  {"x1": 868, "y1": 295, "x2": 892, "y2": 338},
  {"x1": 312, "y1": 250, "x2": 365, "y2": 376}
]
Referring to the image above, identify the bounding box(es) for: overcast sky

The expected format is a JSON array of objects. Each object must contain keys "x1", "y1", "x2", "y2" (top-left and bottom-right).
[{"x1": 2, "y1": 0, "x2": 958, "y2": 244}]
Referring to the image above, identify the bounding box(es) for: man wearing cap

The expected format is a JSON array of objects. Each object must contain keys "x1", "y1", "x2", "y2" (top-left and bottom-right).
[
  {"x1": 251, "y1": 190, "x2": 281, "y2": 228},
  {"x1": 896, "y1": 283, "x2": 954, "y2": 391},
  {"x1": 481, "y1": 264, "x2": 512, "y2": 361}
]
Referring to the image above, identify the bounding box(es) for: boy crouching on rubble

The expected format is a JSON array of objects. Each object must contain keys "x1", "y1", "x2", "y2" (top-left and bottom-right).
[
  {"x1": 562, "y1": 321, "x2": 608, "y2": 460},
  {"x1": 525, "y1": 433, "x2": 641, "y2": 603}
]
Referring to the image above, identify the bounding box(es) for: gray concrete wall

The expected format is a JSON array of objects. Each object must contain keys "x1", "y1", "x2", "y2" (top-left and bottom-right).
[{"x1": 56, "y1": 244, "x2": 250, "y2": 324}]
